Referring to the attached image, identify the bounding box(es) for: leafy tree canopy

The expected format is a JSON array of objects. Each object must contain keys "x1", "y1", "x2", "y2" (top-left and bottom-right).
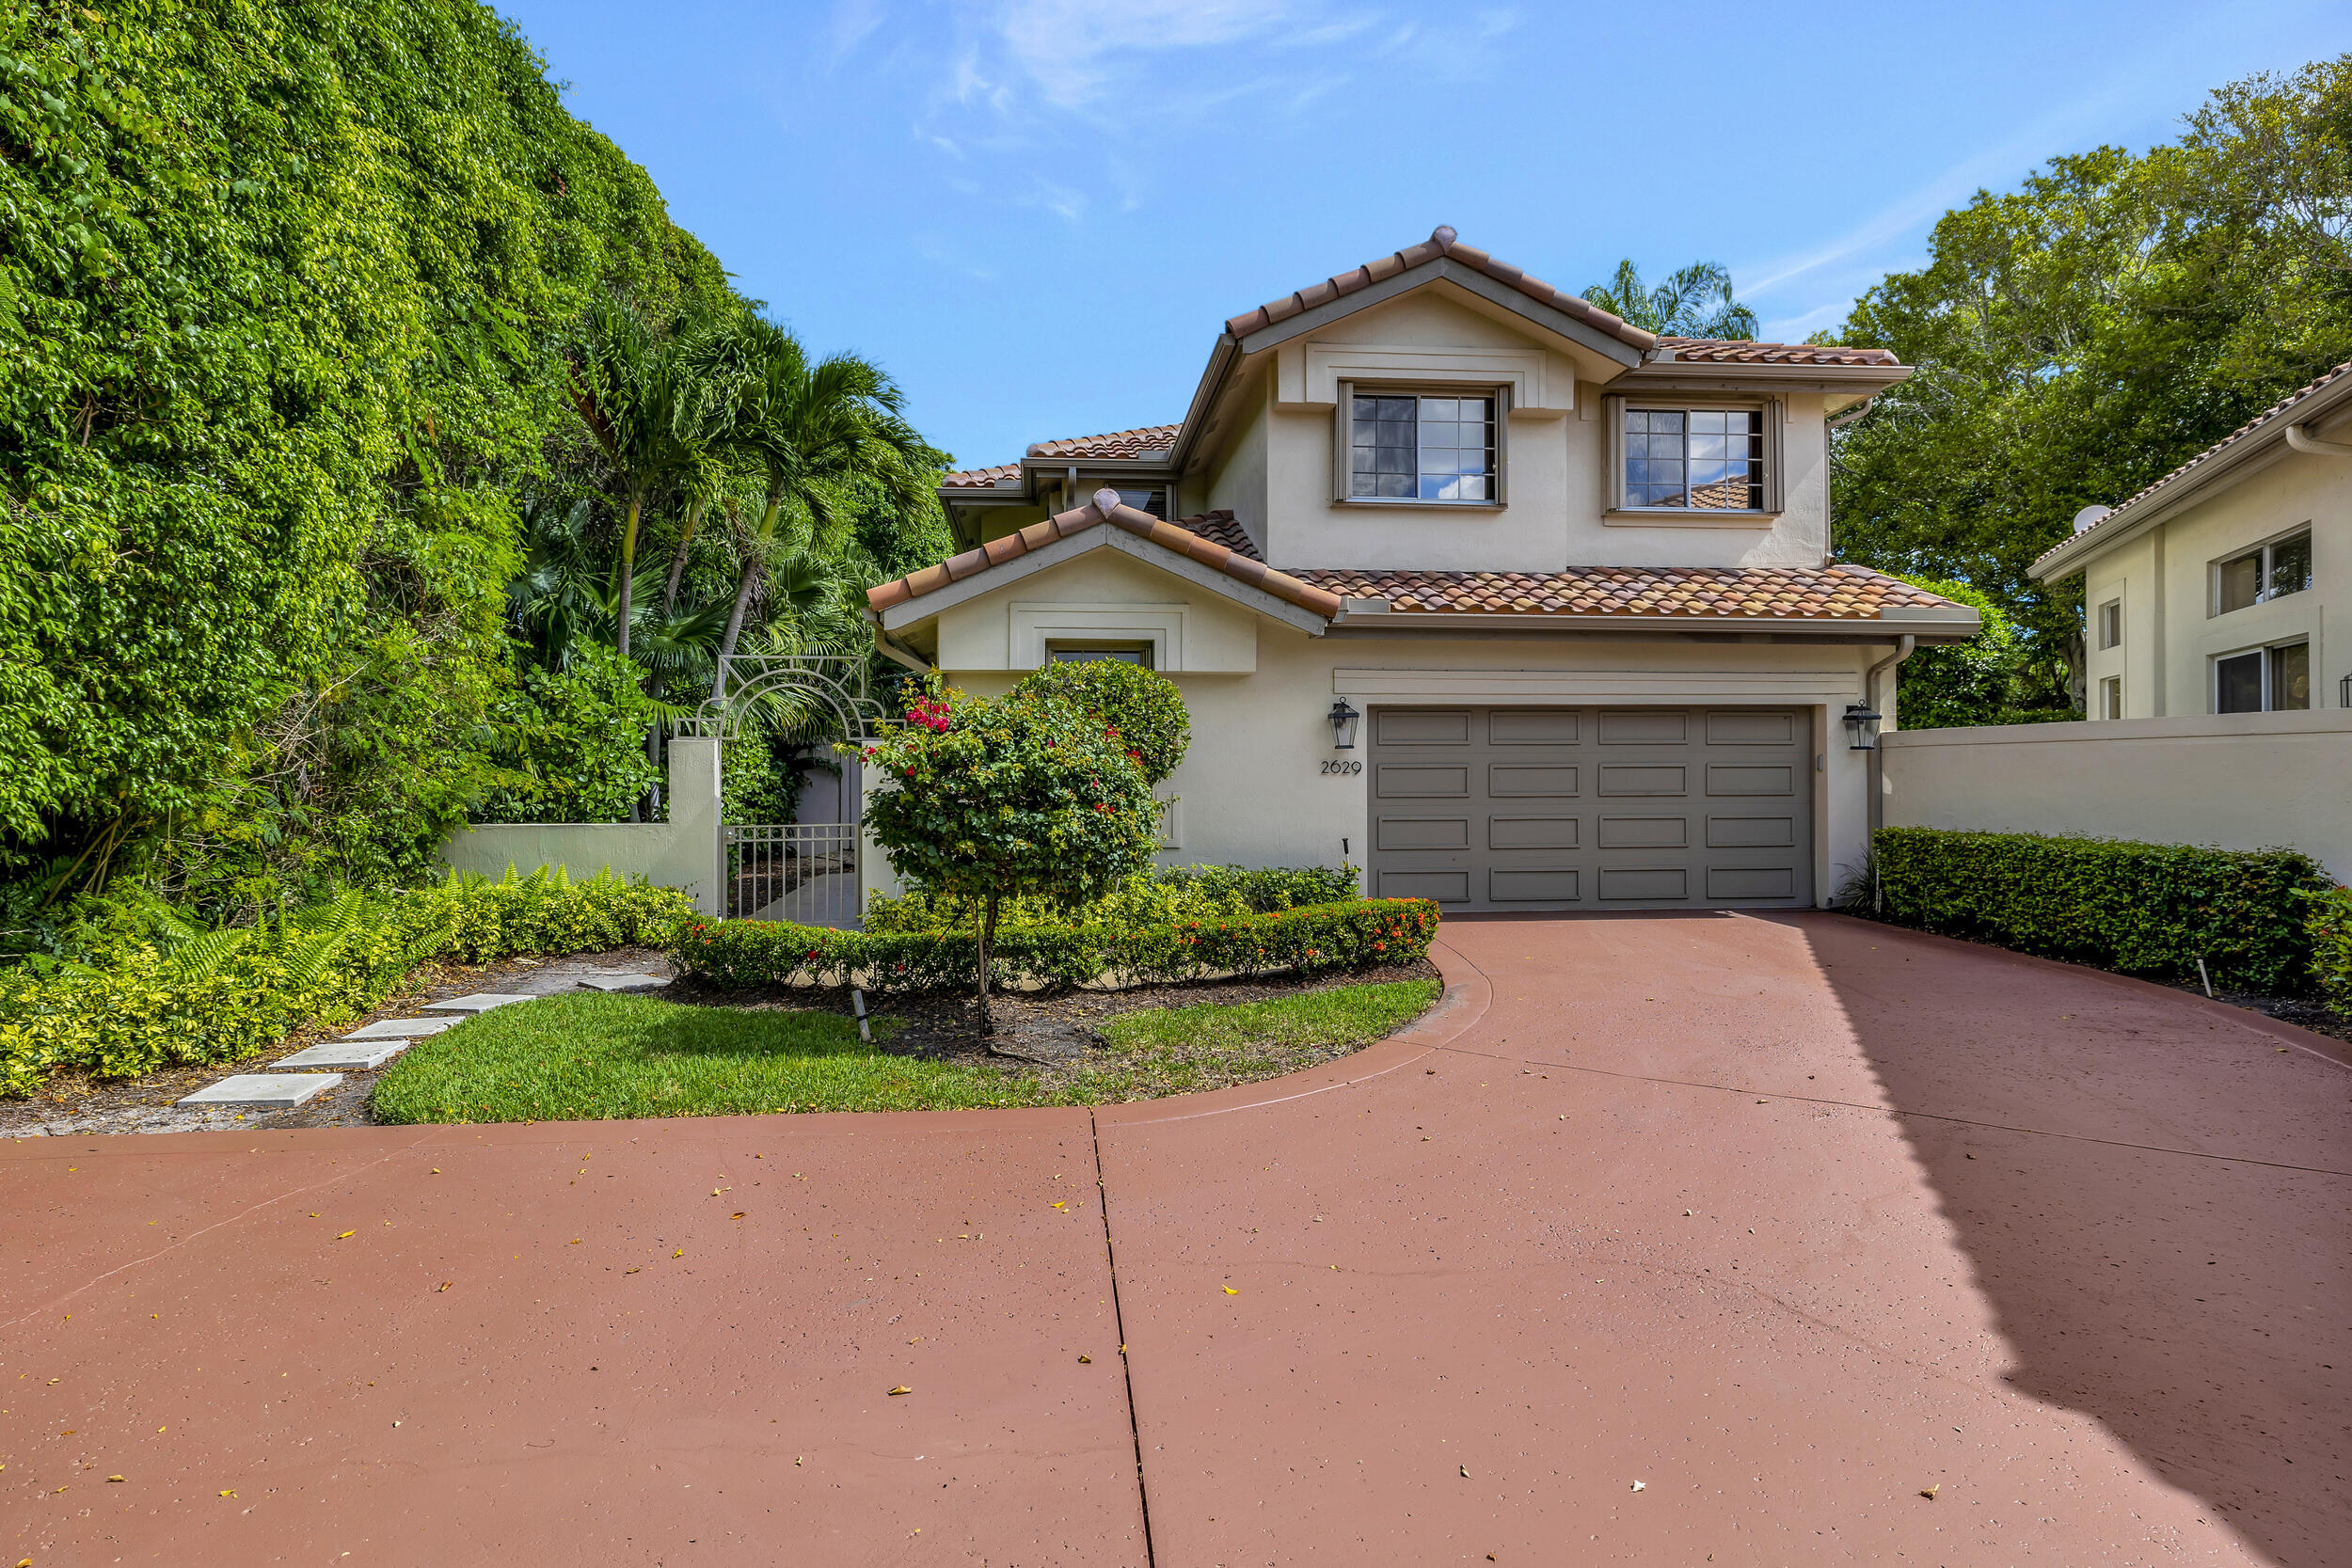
[
  {"x1": 1011, "y1": 660, "x2": 1191, "y2": 785},
  {"x1": 1828, "y1": 56, "x2": 2352, "y2": 709}
]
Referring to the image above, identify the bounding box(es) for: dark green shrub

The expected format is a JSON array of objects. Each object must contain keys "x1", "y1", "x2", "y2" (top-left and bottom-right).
[
  {"x1": 2303, "y1": 887, "x2": 2352, "y2": 1011},
  {"x1": 1870, "y1": 828, "x2": 2328, "y2": 990},
  {"x1": 1010, "y1": 660, "x2": 1190, "y2": 784},
  {"x1": 1155, "y1": 863, "x2": 1359, "y2": 913},
  {"x1": 474, "y1": 644, "x2": 662, "y2": 824},
  {"x1": 668, "y1": 897, "x2": 1440, "y2": 994},
  {"x1": 0, "y1": 869, "x2": 693, "y2": 1097}
]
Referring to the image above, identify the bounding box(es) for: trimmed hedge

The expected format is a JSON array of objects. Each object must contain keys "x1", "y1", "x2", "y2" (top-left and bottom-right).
[
  {"x1": 0, "y1": 869, "x2": 692, "y2": 1097},
  {"x1": 2304, "y1": 887, "x2": 2352, "y2": 1012},
  {"x1": 670, "y1": 897, "x2": 1439, "y2": 994},
  {"x1": 1870, "y1": 828, "x2": 2329, "y2": 991}
]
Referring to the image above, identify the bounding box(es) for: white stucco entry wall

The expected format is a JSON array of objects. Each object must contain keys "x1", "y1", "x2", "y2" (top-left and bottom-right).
[{"x1": 870, "y1": 552, "x2": 1886, "y2": 908}]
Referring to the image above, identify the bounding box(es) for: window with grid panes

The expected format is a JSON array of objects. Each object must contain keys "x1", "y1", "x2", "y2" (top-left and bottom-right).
[
  {"x1": 1349, "y1": 393, "x2": 1497, "y2": 501},
  {"x1": 1624, "y1": 407, "x2": 1766, "y2": 509}
]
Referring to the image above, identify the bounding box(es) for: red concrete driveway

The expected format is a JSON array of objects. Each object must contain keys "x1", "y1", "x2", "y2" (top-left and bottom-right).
[{"x1": 5, "y1": 912, "x2": 2346, "y2": 1566}]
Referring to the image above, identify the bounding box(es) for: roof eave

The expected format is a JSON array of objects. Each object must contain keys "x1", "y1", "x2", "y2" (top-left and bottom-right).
[{"x1": 1327, "y1": 608, "x2": 1979, "y2": 641}]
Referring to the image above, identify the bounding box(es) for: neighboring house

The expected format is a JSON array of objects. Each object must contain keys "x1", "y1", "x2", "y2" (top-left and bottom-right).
[
  {"x1": 2032, "y1": 361, "x2": 2349, "y2": 721},
  {"x1": 864, "y1": 228, "x2": 1979, "y2": 911}
]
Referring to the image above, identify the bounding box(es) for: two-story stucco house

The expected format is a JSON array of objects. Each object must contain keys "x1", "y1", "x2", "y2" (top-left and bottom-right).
[
  {"x1": 2030, "y1": 360, "x2": 2348, "y2": 721},
  {"x1": 862, "y1": 229, "x2": 1979, "y2": 911}
]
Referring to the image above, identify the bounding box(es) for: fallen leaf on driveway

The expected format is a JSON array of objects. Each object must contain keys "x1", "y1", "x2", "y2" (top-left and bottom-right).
[
  {"x1": 711, "y1": 1188, "x2": 729, "y2": 1196},
  {"x1": 1629, "y1": 1481, "x2": 1645, "y2": 1492},
  {"x1": 731, "y1": 1212, "x2": 746, "y2": 1219},
  {"x1": 568, "y1": 1239, "x2": 581, "y2": 1245},
  {"x1": 1919, "y1": 1484, "x2": 1938, "y2": 1499},
  {"x1": 1052, "y1": 1201, "x2": 1068, "y2": 1210},
  {"x1": 673, "y1": 1249, "x2": 683, "y2": 1258},
  {"x1": 435, "y1": 1282, "x2": 453, "y2": 1292},
  {"x1": 626, "y1": 1267, "x2": 641, "y2": 1275},
  {"x1": 1078, "y1": 1354, "x2": 1091, "y2": 1363},
  {"x1": 887, "y1": 1386, "x2": 912, "y2": 1396},
  {"x1": 1223, "y1": 1287, "x2": 1238, "y2": 1295},
  {"x1": 1460, "y1": 1465, "x2": 1470, "y2": 1478},
  {"x1": 335, "y1": 1231, "x2": 356, "y2": 1240},
  {"x1": 219, "y1": 1489, "x2": 236, "y2": 1497}
]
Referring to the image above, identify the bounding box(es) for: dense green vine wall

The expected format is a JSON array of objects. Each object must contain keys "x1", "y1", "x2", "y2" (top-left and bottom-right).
[{"x1": 0, "y1": 1, "x2": 740, "y2": 902}]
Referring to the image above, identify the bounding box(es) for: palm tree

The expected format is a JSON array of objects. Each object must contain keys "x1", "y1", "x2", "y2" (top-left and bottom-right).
[
  {"x1": 560, "y1": 295, "x2": 707, "y2": 661},
  {"x1": 1581, "y1": 261, "x2": 1759, "y2": 340},
  {"x1": 704, "y1": 316, "x2": 931, "y2": 696}
]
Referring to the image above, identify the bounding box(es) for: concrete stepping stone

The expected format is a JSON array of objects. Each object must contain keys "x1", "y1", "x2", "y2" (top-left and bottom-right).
[
  {"x1": 572, "y1": 974, "x2": 669, "y2": 992},
  {"x1": 177, "y1": 1074, "x2": 342, "y2": 1108},
  {"x1": 343, "y1": 1017, "x2": 456, "y2": 1040},
  {"x1": 421, "y1": 992, "x2": 539, "y2": 1013},
  {"x1": 272, "y1": 1038, "x2": 414, "y2": 1071}
]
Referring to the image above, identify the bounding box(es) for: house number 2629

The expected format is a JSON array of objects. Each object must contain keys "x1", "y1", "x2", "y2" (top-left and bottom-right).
[{"x1": 1320, "y1": 759, "x2": 1363, "y2": 776}]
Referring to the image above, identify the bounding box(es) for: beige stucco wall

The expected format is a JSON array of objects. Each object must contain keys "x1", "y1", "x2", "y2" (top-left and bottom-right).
[
  {"x1": 439, "y1": 736, "x2": 724, "y2": 915},
  {"x1": 1882, "y1": 711, "x2": 2352, "y2": 880},
  {"x1": 2077, "y1": 446, "x2": 2346, "y2": 718},
  {"x1": 1176, "y1": 287, "x2": 1836, "y2": 576},
  {"x1": 882, "y1": 555, "x2": 1895, "y2": 907},
  {"x1": 931, "y1": 548, "x2": 1262, "y2": 673}
]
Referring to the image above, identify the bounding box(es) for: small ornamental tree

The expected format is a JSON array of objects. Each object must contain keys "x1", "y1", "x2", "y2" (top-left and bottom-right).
[
  {"x1": 1010, "y1": 660, "x2": 1190, "y2": 784},
  {"x1": 858, "y1": 682, "x2": 1158, "y2": 1033}
]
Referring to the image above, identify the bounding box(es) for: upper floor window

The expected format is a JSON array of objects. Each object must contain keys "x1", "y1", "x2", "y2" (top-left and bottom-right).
[
  {"x1": 2214, "y1": 640, "x2": 2309, "y2": 713},
  {"x1": 1624, "y1": 407, "x2": 1765, "y2": 510},
  {"x1": 2213, "y1": 529, "x2": 2312, "y2": 615},
  {"x1": 1349, "y1": 393, "x2": 1496, "y2": 502},
  {"x1": 1046, "y1": 641, "x2": 1153, "y2": 669},
  {"x1": 1112, "y1": 487, "x2": 1168, "y2": 519},
  {"x1": 2096, "y1": 598, "x2": 2122, "y2": 650}
]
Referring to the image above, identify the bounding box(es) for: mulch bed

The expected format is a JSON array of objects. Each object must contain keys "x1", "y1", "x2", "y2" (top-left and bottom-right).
[
  {"x1": 670, "y1": 958, "x2": 1445, "y2": 1071},
  {"x1": 2151, "y1": 978, "x2": 2352, "y2": 1048}
]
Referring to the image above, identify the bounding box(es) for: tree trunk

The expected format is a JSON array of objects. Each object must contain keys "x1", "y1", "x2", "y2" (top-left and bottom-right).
[
  {"x1": 975, "y1": 889, "x2": 1000, "y2": 1037},
  {"x1": 618, "y1": 491, "x2": 642, "y2": 821},
  {"x1": 661, "y1": 498, "x2": 703, "y2": 618},
  {"x1": 711, "y1": 561, "x2": 762, "y2": 699}
]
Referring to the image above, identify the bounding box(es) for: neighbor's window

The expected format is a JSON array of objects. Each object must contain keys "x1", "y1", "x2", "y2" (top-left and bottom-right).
[
  {"x1": 2214, "y1": 641, "x2": 2310, "y2": 713},
  {"x1": 2214, "y1": 530, "x2": 2312, "y2": 614},
  {"x1": 1624, "y1": 407, "x2": 1766, "y2": 510},
  {"x1": 2099, "y1": 675, "x2": 2122, "y2": 720},
  {"x1": 1046, "y1": 641, "x2": 1153, "y2": 669},
  {"x1": 2096, "y1": 598, "x2": 2122, "y2": 650},
  {"x1": 1349, "y1": 393, "x2": 1497, "y2": 502}
]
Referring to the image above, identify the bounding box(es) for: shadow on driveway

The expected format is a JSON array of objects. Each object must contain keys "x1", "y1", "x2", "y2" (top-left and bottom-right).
[{"x1": 1789, "y1": 912, "x2": 2352, "y2": 1566}]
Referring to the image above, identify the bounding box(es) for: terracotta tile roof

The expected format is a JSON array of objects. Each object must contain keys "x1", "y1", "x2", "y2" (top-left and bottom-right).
[
  {"x1": 1224, "y1": 226, "x2": 1660, "y2": 352},
  {"x1": 1027, "y1": 423, "x2": 1180, "y2": 461},
  {"x1": 941, "y1": 460, "x2": 1021, "y2": 490},
  {"x1": 1655, "y1": 336, "x2": 1900, "y2": 367},
  {"x1": 1291, "y1": 563, "x2": 1956, "y2": 620},
  {"x1": 2032, "y1": 359, "x2": 2352, "y2": 570},
  {"x1": 940, "y1": 423, "x2": 1183, "y2": 491},
  {"x1": 869, "y1": 494, "x2": 1343, "y2": 620},
  {"x1": 1173, "y1": 510, "x2": 1257, "y2": 557}
]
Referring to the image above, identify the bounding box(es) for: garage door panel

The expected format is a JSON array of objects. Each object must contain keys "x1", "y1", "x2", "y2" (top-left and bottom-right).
[
  {"x1": 1707, "y1": 866, "x2": 1797, "y2": 900},
  {"x1": 1598, "y1": 764, "x2": 1686, "y2": 796},
  {"x1": 1376, "y1": 710, "x2": 1469, "y2": 745},
  {"x1": 1376, "y1": 765, "x2": 1469, "y2": 798},
  {"x1": 1597, "y1": 815, "x2": 1690, "y2": 848},
  {"x1": 1708, "y1": 815, "x2": 1796, "y2": 848},
  {"x1": 1706, "y1": 763, "x2": 1795, "y2": 797},
  {"x1": 1375, "y1": 816, "x2": 1470, "y2": 851},
  {"x1": 1489, "y1": 710, "x2": 1579, "y2": 744},
  {"x1": 1488, "y1": 815, "x2": 1579, "y2": 849},
  {"x1": 1368, "y1": 706, "x2": 1810, "y2": 911},
  {"x1": 1488, "y1": 764, "x2": 1579, "y2": 797},
  {"x1": 1598, "y1": 710, "x2": 1688, "y2": 744},
  {"x1": 1377, "y1": 869, "x2": 1469, "y2": 902},
  {"x1": 1489, "y1": 868, "x2": 1581, "y2": 902},
  {"x1": 1706, "y1": 710, "x2": 1797, "y2": 745},
  {"x1": 1599, "y1": 866, "x2": 1689, "y2": 901}
]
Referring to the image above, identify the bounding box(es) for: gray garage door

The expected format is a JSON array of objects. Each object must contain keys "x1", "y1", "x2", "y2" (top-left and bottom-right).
[{"x1": 1365, "y1": 706, "x2": 1813, "y2": 911}]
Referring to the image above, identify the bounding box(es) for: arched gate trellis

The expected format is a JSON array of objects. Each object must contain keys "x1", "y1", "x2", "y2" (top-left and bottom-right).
[{"x1": 680, "y1": 655, "x2": 889, "y2": 927}]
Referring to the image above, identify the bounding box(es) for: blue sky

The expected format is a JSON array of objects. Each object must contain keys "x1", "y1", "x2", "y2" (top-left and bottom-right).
[{"x1": 493, "y1": 0, "x2": 2350, "y2": 471}]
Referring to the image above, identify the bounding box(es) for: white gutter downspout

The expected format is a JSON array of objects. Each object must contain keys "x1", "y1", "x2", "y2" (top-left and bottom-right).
[
  {"x1": 1861, "y1": 633, "x2": 1916, "y2": 839},
  {"x1": 2284, "y1": 422, "x2": 2352, "y2": 457}
]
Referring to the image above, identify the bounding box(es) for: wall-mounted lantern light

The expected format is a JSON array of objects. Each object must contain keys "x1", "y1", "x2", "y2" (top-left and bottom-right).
[
  {"x1": 1328, "y1": 698, "x2": 1361, "y2": 750},
  {"x1": 1842, "y1": 703, "x2": 1883, "y2": 751}
]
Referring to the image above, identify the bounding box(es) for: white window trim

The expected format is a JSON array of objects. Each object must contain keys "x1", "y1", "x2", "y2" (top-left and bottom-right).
[
  {"x1": 1010, "y1": 603, "x2": 1186, "y2": 671},
  {"x1": 2208, "y1": 524, "x2": 2313, "y2": 618},
  {"x1": 2096, "y1": 597, "x2": 2122, "y2": 650},
  {"x1": 2099, "y1": 674, "x2": 2123, "y2": 720},
  {"x1": 2210, "y1": 637, "x2": 2311, "y2": 714},
  {"x1": 1331, "y1": 380, "x2": 1509, "y2": 508},
  {"x1": 1602, "y1": 393, "x2": 1784, "y2": 526}
]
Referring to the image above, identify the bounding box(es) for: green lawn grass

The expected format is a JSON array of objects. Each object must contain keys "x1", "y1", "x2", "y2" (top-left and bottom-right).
[{"x1": 369, "y1": 979, "x2": 1439, "y2": 1124}]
